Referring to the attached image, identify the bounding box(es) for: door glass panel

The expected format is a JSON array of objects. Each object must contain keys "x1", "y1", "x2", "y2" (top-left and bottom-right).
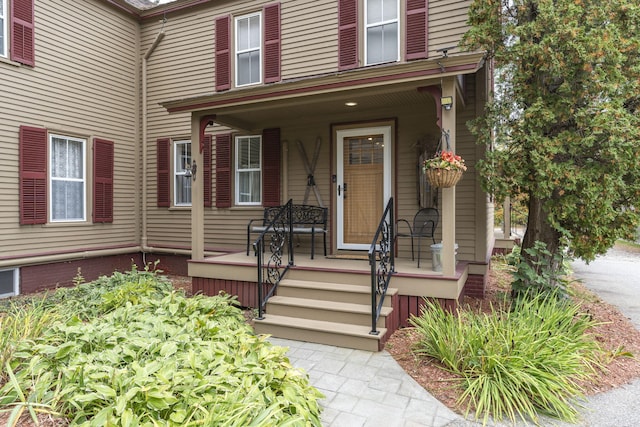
[{"x1": 343, "y1": 135, "x2": 384, "y2": 245}]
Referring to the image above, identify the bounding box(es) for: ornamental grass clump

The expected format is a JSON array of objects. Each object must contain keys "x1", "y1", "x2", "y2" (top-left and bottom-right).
[{"x1": 410, "y1": 294, "x2": 603, "y2": 425}]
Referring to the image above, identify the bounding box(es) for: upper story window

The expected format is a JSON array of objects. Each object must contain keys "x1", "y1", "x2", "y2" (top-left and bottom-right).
[
  {"x1": 215, "y1": 4, "x2": 280, "y2": 91},
  {"x1": 50, "y1": 134, "x2": 86, "y2": 222},
  {"x1": 0, "y1": 0, "x2": 7, "y2": 58},
  {"x1": 338, "y1": 0, "x2": 427, "y2": 70},
  {"x1": 235, "y1": 135, "x2": 262, "y2": 205},
  {"x1": 365, "y1": 0, "x2": 399, "y2": 65},
  {"x1": 235, "y1": 12, "x2": 262, "y2": 87},
  {"x1": 174, "y1": 140, "x2": 192, "y2": 206}
]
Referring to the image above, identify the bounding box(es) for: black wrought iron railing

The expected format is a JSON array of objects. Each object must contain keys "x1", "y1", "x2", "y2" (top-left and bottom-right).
[
  {"x1": 368, "y1": 197, "x2": 395, "y2": 335},
  {"x1": 254, "y1": 199, "x2": 294, "y2": 320}
]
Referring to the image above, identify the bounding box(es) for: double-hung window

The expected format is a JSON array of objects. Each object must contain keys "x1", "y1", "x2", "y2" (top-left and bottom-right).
[
  {"x1": 50, "y1": 134, "x2": 86, "y2": 222},
  {"x1": 235, "y1": 136, "x2": 261, "y2": 205},
  {"x1": 174, "y1": 140, "x2": 192, "y2": 206},
  {"x1": 365, "y1": 0, "x2": 399, "y2": 65},
  {"x1": 0, "y1": 0, "x2": 6, "y2": 58},
  {"x1": 235, "y1": 12, "x2": 261, "y2": 86}
]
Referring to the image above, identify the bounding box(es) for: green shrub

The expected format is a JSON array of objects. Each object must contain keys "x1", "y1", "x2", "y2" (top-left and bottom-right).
[
  {"x1": 508, "y1": 241, "x2": 573, "y2": 299},
  {"x1": 410, "y1": 295, "x2": 602, "y2": 424},
  {"x1": 0, "y1": 268, "x2": 323, "y2": 426}
]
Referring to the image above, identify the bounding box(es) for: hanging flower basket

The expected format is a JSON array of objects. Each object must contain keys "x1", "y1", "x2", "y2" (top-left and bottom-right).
[
  {"x1": 423, "y1": 150, "x2": 467, "y2": 188},
  {"x1": 424, "y1": 167, "x2": 464, "y2": 188}
]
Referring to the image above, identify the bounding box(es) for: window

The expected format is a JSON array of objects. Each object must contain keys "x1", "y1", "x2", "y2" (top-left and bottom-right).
[
  {"x1": 365, "y1": 0, "x2": 399, "y2": 65},
  {"x1": 174, "y1": 140, "x2": 192, "y2": 206},
  {"x1": 50, "y1": 134, "x2": 86, "y2": 222},
  {"x1": 0, "y1": 0, "x2": 6, "y2": 58},
  {"x1": 235, "y1": 12, "x2": 261, "y2": 86},
  {"x1": 235, "y1": 136, "x2": 261, "y2": 205},
  {"x1": 0, "y1": 268, "x2": 19, "y2": 298}
]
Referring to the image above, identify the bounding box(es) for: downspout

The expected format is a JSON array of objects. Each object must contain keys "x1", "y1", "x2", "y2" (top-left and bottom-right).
[{"x1": 141, "y1": 27, "x2": 165, "y2": 253}]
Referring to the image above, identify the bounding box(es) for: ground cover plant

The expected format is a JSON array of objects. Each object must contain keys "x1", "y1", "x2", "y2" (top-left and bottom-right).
[{"x1": 0, "y1": 267, "x2": 323, "y2": 426}]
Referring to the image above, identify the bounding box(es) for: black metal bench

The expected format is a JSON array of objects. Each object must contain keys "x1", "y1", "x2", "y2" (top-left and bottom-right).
[{"x1": 247, "y1": 204, "x2": 328, "y2": 259}]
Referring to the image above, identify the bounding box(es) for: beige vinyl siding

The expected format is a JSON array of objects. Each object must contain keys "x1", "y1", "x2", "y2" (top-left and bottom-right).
[
  {"x1": 281, "y1": 0, "x2": 338, "y2": 79},
  {"x1": 141, "y1": 0, "x2": 481, "y2": 254},
  {"x1": 428, "y1": 0, "x2": 472, "y2": 57},
  {"x1": 0, "y1": 0, "x2": 140, "y2": 259}
]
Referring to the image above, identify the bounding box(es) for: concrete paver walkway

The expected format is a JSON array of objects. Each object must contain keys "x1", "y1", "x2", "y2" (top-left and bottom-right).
[
  {"x1": 269, "y1": 245, "x2": 640, "y2": 427},
  {"x1": 268, "y1": 337, "x2": 459, "y2": 427}
]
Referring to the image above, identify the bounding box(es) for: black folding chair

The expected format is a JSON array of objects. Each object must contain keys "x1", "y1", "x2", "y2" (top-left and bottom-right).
[{"x1": 396, "y1": 208, "x2": 439, "y2": 267}]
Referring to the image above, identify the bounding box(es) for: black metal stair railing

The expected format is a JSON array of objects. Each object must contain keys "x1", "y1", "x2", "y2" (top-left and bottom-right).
[
  {"x1": 368, "y1": 197, "x2": 395, "y2": 335},
  {"x1": 254, "y1": 199, "x2": 294, "y2": 320}
]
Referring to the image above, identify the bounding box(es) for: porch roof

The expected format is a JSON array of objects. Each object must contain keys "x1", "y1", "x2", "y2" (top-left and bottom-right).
[{"x1": 160, "y1": 53, "x2": 485, "y2": 132}]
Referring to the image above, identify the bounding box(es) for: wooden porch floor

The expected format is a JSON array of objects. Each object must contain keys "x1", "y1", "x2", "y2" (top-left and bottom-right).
[{"x1": 188, "y1": 250, "x2": 469, "y2": 302}]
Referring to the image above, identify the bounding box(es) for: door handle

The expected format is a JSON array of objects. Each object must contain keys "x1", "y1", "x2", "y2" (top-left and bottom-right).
[{"x1": 338, "y1": 183, "x2": 347, "y2": 198}]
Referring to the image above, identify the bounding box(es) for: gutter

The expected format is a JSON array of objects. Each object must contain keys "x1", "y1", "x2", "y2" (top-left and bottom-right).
[{"x1": 141, "y1": 27, "x2": 165, "y2": 251}]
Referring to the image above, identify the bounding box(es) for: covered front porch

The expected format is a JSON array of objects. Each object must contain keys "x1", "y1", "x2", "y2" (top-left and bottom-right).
[{"x1": 161, "y1": 54, "x2": 491, "y2": 350}]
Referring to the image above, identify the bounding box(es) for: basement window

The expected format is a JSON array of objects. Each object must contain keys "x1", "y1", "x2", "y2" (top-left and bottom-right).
[{"x1": 0, "y1": 268, "x2": 18, "y2": 299}]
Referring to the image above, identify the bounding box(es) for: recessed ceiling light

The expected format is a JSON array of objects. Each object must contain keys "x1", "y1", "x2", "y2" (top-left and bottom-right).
[{"x1": 345, "y1": 101, "x2": 358, "y2": 107}]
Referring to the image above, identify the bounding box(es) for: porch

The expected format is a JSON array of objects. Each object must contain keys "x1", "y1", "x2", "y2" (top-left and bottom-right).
[{"x1": 189, "y1": 250, "x2": 471, "y2": 351}]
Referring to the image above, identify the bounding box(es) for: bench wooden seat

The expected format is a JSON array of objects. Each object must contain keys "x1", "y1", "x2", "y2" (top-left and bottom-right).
[{"x1": 247, "y1": 205, "x2": 328, "y2": 259}]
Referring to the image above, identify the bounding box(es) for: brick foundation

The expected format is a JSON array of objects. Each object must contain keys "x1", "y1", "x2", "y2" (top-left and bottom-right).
[
  {"x1": 463, "y1": 273, "x2": 487, "y2": 299},
  {"x1": 20, "y1": 253, "x2": 143, "y2": 294}
]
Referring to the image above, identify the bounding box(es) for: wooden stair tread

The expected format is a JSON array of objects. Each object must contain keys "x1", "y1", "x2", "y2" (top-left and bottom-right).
[
  {"x1": 280, "y1": 278, "x2": 398, "y2": 296},
  {"x1": 268, "y1": 295, "x2": 393, "y2": 316},
  {"x1": 254, "y1": 314, "x2": 386, "y2": 340}
]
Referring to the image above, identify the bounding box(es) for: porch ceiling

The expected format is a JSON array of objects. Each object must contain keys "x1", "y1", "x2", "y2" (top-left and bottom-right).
[
  {"x1": 212, "y1": 85, "x2": 436, "y2": 132},
  {"x1": 161, "y1": 53, "x2": 485, "y2": 132}
]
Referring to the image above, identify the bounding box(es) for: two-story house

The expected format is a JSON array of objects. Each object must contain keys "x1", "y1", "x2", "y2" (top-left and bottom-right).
[{"x1": 1, "y1": 0, "x2": 493, "y2": 349}]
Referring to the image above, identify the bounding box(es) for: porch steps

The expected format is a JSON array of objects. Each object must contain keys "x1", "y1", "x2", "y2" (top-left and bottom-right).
[{"x1": 253, "y1": 278, "x2": 398, "y2": 352}]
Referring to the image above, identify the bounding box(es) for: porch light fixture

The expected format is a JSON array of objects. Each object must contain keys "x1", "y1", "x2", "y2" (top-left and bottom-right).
[
  {"x1": 441, "y1": 96, "x2": 453, "y2": 110},
  {"x1": 345, "y1": 101, "x2": 358, "y2": 107},
  {"x1": 185, "y1": 160, "x2": 197, "y2": 181}
]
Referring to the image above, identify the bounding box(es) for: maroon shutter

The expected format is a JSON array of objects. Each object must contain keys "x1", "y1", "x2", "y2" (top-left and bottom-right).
[
  {"x1": 157, "y1": 138, "x2": 170, "y2": 207},
  {"x1": 263, "y1": 3, "x2": 281, "y2": 83},
  {"x1": 93, "y1": 138, "x2": 114, "y2": 223},
  {"x1": 11, "y1": 0, "x2": 35, "y2": 66},
  {"x1": 338, "y1": 0, "x2": 358, "y2": 70},
  {"x1": 262, "y1": 128, "x2": 281, "y2": 207},
  {"x1": 406, "y1": 0, "x2": 429, "y2": 60},
  {"x1": 19, "y1": 125, "x2": 47, "y2": 225},
  {"x1": 215, "y1": 133, "x2": 232, "y2": 208},
  {"x1": 215, "y1": 15, "x2": 231, "y2": 91},
  {"x1": 202, "y1": 134, "x2": 212, "y2": 207}
]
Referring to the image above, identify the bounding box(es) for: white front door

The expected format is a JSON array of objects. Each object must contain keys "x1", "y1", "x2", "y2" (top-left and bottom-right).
[{"x1": 336, "y1": 126, "x2": 392, "y2": 250}]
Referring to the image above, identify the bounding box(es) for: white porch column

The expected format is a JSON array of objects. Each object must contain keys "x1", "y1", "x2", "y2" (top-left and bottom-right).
[
  {"x1": 190, "y1": 113, "x2": 205, "y2": 260},
  {"x1": 441, "y1": 78, "x2": 456, "y2": 276}
]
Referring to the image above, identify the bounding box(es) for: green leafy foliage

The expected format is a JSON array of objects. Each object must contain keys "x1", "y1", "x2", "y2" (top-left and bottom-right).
[
  {"x1": 410, "y1": 295, "x2": 603, "y2": 424},
  {"x1": 462, "y1": 0, "x2": 640, "y2": 264},
  {"x1": 0, "y1": 268, "x2": 323, "y2": 426},
  {"x1": 508, "y1": 241, "x2": 574, "y2": 298}
]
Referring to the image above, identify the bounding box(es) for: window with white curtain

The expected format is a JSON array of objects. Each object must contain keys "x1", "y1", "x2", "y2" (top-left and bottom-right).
[
  {"x1": 0, "y1": 0, "x2": 6, "y2": 58},
  {"x1": 235, "y1": 12, "x2": 262, "y2": 86},
  {"x1": 365, "y1": 0, "x2": 399, "y2": 65},
  {"x1": 174, "y1": 140, "x2": 192, "y2": 206},
  {"x1": 235, "y1": 135, "x2": 261, "y2": 205},
  {"x1": 50, "y1": 134, "x2": 86, "y2": 222}
]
